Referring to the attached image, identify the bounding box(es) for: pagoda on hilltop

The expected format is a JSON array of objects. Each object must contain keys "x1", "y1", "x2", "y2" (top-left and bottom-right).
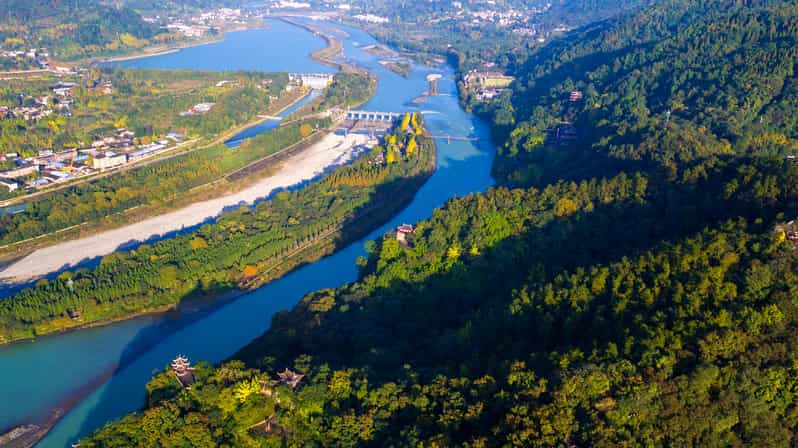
[
  {"x1": 276, "y1": 368, "x2": 305, "y2": 388},
  {"x1": 171, "y1": 355, "x2": 195, "y2": 388}
]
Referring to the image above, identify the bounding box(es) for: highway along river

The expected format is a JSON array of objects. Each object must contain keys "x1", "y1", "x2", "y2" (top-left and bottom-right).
[{"x1": 0, "y1": 18, "x2": 495, "y2": 447}]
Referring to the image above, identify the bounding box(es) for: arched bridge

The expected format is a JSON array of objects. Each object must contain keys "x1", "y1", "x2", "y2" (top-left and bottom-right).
[{"x1": 346, "y1": 110, "x2": 402, "y2": 122}]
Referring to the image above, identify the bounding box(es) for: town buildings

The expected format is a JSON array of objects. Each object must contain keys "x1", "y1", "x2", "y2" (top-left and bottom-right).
[
  {"x1": 464, "y1": 70, "x2": 515, "y2": 102},
  {"x1": 91, "y1": 152, "x2": 127, "y2": 170}
]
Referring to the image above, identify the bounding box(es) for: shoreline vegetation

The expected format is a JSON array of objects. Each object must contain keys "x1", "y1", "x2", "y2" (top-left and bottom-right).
[
  {"x1": 0, "y1": 21, "x2": 261, "y2": 75},
  {"x1": 380, "y1": 60, "x2": 412, "y2": 77},
  {"x1": 0, "y1": 22, "x2": 374, "y2": 270},
  {"x1": 0, "y1": 113, "x2": 435, "y2": 345},
  {"x1": 0, "y1": 88, "x2": 311, "y2": 265},
  {"x1": 84, "y1": 34, "x2": 226, "y2": 65},
  {"x1": 68, "y1": 18, "x2": 269, "y2": 66}
]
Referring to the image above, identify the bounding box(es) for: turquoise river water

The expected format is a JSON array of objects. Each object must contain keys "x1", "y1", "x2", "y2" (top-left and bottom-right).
[{"x1": 0, "y1": 18, "x2": 495, "y2": 447}]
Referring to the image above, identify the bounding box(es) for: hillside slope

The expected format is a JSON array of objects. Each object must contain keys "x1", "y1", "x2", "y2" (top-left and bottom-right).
[
  {"x1": 81, "y1": 1, "x2": 798, "y2": 446},
  {"x1": 484, "y1": 0, "x2": 798, "y2": 185},
  {"x1": 0, "y1": 0, "x2": 161, "y2": 60}
]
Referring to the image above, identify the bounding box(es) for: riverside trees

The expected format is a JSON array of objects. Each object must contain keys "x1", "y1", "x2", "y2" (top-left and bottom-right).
[{"x1": 0, "y1": 114, "x2": 434, "y2": 343}]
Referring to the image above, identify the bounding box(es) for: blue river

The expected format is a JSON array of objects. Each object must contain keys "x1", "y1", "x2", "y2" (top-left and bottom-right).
[{"x1": 0, "y1": 18, "x2": 495, "y2": 447}]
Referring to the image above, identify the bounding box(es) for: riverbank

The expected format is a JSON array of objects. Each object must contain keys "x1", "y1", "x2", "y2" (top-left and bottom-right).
[
  {"x1": 278, "y1": 16, "x2": 366, "y2": 75},
  {"x1": 83, "y1": 21, "x2": 265, "y2": 65},
  {"x1": 0, "y1": 131, "x2": 373, "y2": 286},
  {"x1": 92, "y1": 37, "x2": 222, "y2": 64},
  {"x1": 0, "y1": 131, "x2": 436, "y2": 347},
  {"x1": 0, "y1": 89, "x2": 311, "y2": 267},
  {"x1": 0, "y1": 19, "x2": 495, "y2": 448}
]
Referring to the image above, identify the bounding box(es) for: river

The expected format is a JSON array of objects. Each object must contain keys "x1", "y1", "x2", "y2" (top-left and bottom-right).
[{"x1": 0, "y1": 18, "x2": 495, "y2": 447}]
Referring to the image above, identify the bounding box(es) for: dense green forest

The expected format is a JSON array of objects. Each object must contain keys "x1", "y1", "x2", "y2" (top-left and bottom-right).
[
  {"x1": 476, "y1": 0, "x2": 798, "y2": 186},
  {"x1": 83, "y1": 161, "x2": 798, "y2": 446},
  {"x1": 542, "y1": 0, "x2": 655, "y2": 28},
  {"x1": 79, "y1": 0, "x2": 798, "y2": 446},
  {"x1": 0, "y1": 114, "x2": 434, "y2": 343}
]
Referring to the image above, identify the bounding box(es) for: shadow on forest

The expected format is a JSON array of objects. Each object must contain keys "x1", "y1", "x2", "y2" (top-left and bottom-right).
[
  {"x1": 56, "y1": 149, "x2": 434, "y2": 443},
  {"x1": 235, "y1": 156, "x2": 798, "y2": 389},
  {"x1": 42, "y1": 150, "x2": 789, "y2": 442}
]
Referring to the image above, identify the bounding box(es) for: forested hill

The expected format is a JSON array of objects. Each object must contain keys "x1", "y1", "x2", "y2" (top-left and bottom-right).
[
  {"x1": 0, "y1": 0, "x2": 161, "y2": 60},
  {"x1": 542, "y1": 0, "x2": 656, "y2": 28},
  {"x1": 84, "y1": 157, "x2": 798, "y2": 446},
  {"x1": 81, "y1": 1, "x2": 798, "y2": 446},
  {"x1": 483, "y1": 0, "x2": 798, "y2": 186}
]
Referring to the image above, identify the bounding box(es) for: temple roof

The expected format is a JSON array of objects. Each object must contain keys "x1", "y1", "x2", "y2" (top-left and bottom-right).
[{"x1": 277, "y1": 368, "x2": 305, "y2": 388}]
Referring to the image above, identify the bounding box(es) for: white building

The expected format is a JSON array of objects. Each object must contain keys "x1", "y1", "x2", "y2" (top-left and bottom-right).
[
  {"x1": 0, "y1": 180, "x2": 18, "y2": 191},
  {"x1": 290, "y1": 73, "x2": 334, "y2": 90},
  {"x1": 92, "y1": 152, "x2": 127, "y2": 170},
  {"x1": 274, "y1": 1, "x2": 311, "y2": 8},
  {"x1": 192, "y1": 103, "x2": 215, "y2": 113},
  {"x1": 353, "y1": 14, "x2": 389, "y2": 24}
]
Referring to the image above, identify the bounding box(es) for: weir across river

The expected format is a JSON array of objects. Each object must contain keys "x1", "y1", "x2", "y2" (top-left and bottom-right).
[
  {"x1": 341, "y1": 111, "x2": 479, "y2": 144},
  {"x1": 345, "y1": 110, "x2": 402, "y2": 121}
]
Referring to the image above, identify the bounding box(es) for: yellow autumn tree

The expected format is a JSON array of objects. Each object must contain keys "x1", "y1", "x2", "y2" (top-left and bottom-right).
[
  {"x1": 406, "y1": 136, "x2": 417, "y2": 155},
  {"x1": 774, "y1": 229, "x2": 786, "y2": 244},
  {"x1": 234, "y1": 378, "x2": 261, "y2": 403},
  {"x1": 119, "y1": 33, "x2": 148, "y2": 48},
  {"x1": 300, "y1": 123, "x2": 313, "y2": 138},
  {"x1": 554, "y1": 198, "x2": 579, "y2": 218},
  {"x1": 400, "y1": 113, "x2": 411, "y2": 131},
  {"x1": 114, "y1": 116, "x2": 128, "y2": 129},
  {"x1": 447, "y1": 244, "x2": 461, "y2": 260},
  {"x1": 189, "y1": 237, "x2": 208, "y2": 250},
  {"x1": 3, "y1": 38, "x2": 24, "y2": 48}
]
